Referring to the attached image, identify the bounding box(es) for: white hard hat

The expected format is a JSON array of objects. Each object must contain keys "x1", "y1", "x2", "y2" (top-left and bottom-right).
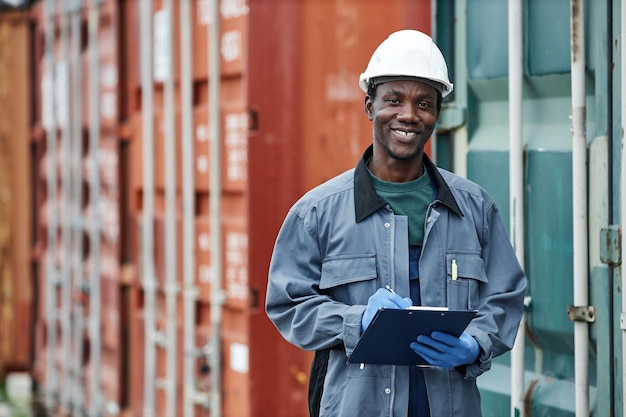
[{"x1": 359, "y1": 30, "x2": 453, "y2": 97}]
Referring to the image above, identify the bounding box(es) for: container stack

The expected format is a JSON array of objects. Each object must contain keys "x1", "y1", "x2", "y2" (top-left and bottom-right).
[{"x1": 25, "y1": 0, "x2": 427, "y2": 416}]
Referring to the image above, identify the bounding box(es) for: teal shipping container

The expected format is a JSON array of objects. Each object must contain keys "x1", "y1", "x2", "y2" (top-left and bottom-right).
[{"x1": 435, "y1": 0, "x2": 624, "y2": 416}]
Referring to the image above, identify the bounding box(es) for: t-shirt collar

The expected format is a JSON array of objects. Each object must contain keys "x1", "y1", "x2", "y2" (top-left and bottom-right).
[{"x1": 354, "y1": 145, "x2": 463, "y2": 222}]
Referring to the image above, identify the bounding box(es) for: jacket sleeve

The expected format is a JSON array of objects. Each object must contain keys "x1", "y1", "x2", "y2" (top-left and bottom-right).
[
  {"x1": 265, "y1": 208, "x2": 365, "y2": 352},
  {"x1": 463, "y1": 200, "x2": 527, "y2": 379}
]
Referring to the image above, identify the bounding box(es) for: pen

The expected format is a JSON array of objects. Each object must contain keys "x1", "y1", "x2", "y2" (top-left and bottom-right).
[
  {"x1": 385, "y1": 285, "x2": 396, "y2": 294},
  {"x1": 451, "y1": 259, "x2": 458, "y2": 280}
]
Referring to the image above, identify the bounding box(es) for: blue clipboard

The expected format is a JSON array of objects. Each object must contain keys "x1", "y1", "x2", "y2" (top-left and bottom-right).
[{"x1": 347, "y1": 307, "x2": 478, "y2": 366}]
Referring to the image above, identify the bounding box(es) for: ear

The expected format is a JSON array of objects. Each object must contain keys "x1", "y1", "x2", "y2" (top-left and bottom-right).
[{"x1": 364, "y1": 96, "x2": 373, "y2": 121}]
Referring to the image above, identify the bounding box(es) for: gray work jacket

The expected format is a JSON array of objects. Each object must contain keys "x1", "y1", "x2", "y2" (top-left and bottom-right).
[{"x1": 266, "y1": 146, "x2": 526, "y2": 417}]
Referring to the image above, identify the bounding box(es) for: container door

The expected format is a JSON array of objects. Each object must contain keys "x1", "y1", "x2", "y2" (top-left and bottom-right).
[{"x1": 436, "y1": 0, "x2": 621, "y2": 415}]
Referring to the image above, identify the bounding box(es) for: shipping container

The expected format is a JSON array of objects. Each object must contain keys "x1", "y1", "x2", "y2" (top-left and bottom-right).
[
  {"x1": 0, "y1": 8, "x2": 33, "y2": 380},
  {"x1": 26, "y1": 0, "x2": 433, "y2": 415},
  {"x1": 29, "y1": 0, "x2": 126, "y2": 415},
  {"x1": 2, "y1": 0, "x2": 625, "y2": 417},
  {"x1": 439, "y1": 1, "x2": 622, "y2": 416}
]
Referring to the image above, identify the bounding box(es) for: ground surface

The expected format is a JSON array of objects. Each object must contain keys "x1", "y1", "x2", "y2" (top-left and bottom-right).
[{"x1": 0, "y1": 374, "x2": 32, "y2": 417}]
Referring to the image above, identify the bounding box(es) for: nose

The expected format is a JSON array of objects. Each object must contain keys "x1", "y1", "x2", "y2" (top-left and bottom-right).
[{"x1": 396, "y1": 103, "x2": 419, "y2": 123}]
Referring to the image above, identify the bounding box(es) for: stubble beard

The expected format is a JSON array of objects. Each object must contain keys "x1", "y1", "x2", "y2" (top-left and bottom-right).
[{"x1": 375, "y1": 132, "x2": 424, "y2": 162}]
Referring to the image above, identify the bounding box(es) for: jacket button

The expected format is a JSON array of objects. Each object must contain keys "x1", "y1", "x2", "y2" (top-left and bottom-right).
[
  {"x1": 384, "y1": 222, "x2": 390, "y2": 228},
  {"x1": 384, "y1": 388, "x2": 391, "y2": 394}
]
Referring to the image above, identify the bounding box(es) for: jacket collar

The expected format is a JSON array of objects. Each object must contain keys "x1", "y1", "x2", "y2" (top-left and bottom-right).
[{"x1": 354, "y1": 145, "x2": 464, "y2": 222}]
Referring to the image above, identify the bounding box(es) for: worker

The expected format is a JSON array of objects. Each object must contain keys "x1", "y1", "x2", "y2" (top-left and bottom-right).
[{"x1": 265, "y1": 29, "x2": 526, "y2": 417}]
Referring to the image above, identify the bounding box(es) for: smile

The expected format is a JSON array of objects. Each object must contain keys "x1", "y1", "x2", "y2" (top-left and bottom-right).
[{"x1": 392, "y1": 128, "x2": 417, "y2": 137}]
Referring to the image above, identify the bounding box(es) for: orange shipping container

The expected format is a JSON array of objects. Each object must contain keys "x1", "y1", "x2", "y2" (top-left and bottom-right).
[
  {"x1": 27, "y1": 0, "x2": 434, "y2": 416},
  {"x1": 0, "y1": 8, "x2": 33, "y2": 379},
  {"x1": 247, "y1": 1, "x2": 431, "y2": 415},
  {"x1": 29, "y1": 0, "x2": 128, "y2": 414}
]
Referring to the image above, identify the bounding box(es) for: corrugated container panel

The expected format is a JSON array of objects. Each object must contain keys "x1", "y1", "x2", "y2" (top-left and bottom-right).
[
  {"x1": 29, "y1": 0, "x2": 127, "y2": 414},
  {"x1": 154, "y1": 310, "x2": 185, "y2": 416},
  {"x1": 300, "y1": 0, "x2": 432, "y2": 191},
  {"x1": 126, "y1": 252, "x2": 251, "y2": 417},
  {"x1": 127, "y1": 88, "x2": 245, "y2": 198},
  {"x1": 0, "y1": 9, "x2": 33, "y2": 378},
  {"x1": 97, "y1": 135, "x2": 120, "y2": 192},
  {"x1": 118, "y1": 0, "x2": 140, "y2": 116},
  {"x1": 32, "y1": 260, "x2": 48, "y2": 333},
  {"x1": 222, "y1": 97, "x2": 248, "y2": 192},
  {"x1": 193, "y1": 104, "x2": 210, "y2": 192},
  {"x1": 222, "y1": 219, "x2": 248, "y2": 311},
  {"x1": 84, "y1": 347, "x2": 125, "y2": 416},
  {"x1": 460, "y1": 0, "x2": 581, "y2": 412},
  {"x1": 127, "y1": 109, "x2": 181, "y2": 194},
  {"x1": 31, "y1": 318, "x2": 46, "y2": 384},
  {"x1": 130, "y1": 208, "x2": 248, "y2": 310},
  {"x1": 220, "y1": 307, "x2": 250, "y2": 416},
  {"x1": 93, "y1": 10, "x2": 121, "y2": 134},
  {"x1": 128, "y1": 106, "x2": 214, "y2": 198},
  {"x1": 127, "y1": 284, "x2": 146, "y2": 417},
  {"x1": 192, "y1": 325, "x2": 213, "y2": 412},
  {"x1": 191, "y1": 0, "x2": 209, "y2": 82},
  {"x1": 100, "y1": 276, "x2": 123, "y2": 352},
  {"x1": 126, "y1": 290, "x2": 202, "y2": 417},
  {"x1": 219, "y1": 9, "x2": 246, "y2": 77},
  {"x1": 121, "y1": 0, "x2": 246, "y2": 109},
  {"x1": 153, "y1": 212, "x2": 184, "y2": 289},
  {"x1": 195, "y1": 215, "x2": 212, "y2": 302},
  {"x1": 126, "y1": 92, "x2": 249, "y2": 417},
  {"x1": 190, "y1": 303, "x2": 251, "y2": 416}
]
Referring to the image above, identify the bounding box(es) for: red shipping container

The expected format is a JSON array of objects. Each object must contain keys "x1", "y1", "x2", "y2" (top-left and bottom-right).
[
  {"x1": 247, "y1": 1, "x2": 431, "y2": 415},
  {"x1": 28, "y1": 1, "x2": 128, "y2": 413},
  {"x1": 0, "y1": 9, "x2": 33, "y2": 378},
  {"x1": 28, "y1": 1, "x2": 437, "y2": 417},
  {"x1": 195, "y1": 215, "x2": 212, "y2": 303}
]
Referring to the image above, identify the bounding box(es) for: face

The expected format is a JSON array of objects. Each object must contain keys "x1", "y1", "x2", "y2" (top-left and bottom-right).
[{"x1": 365, "y1": 80, "x2": 439, "y2": 170}]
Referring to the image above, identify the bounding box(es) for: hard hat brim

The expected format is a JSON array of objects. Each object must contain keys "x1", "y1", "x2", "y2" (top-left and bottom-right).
[{"x1": 359, "y1": 74, "x2": 453, "y2": 97}]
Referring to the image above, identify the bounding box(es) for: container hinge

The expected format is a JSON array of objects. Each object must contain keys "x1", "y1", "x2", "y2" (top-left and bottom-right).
[
  {"x1": 600, "y1": 225, "x2": 621, "y2": 266},
  {"x1": 187, "y1": 389, "x2": 211, "y2": 407},
  {"x1": 567, "y1": 305, "x2": 596, "y2": 323}
]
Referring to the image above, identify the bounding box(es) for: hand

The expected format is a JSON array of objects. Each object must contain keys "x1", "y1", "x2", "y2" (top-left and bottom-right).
[
  {"x1": 362, "y1": 288, "x2": 412, "y2": 331},
  {"x1": 409, "y1": 331, "x2": 479, "y2": 368}
]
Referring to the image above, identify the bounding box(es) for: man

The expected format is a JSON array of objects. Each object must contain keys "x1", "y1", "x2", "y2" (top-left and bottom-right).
[{"x1": 265, "y1": 30, "x2": 526, "y2": 417}]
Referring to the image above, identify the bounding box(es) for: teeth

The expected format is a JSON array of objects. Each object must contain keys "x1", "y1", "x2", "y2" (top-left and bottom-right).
[{"x1": 393, "y1": 129, "x2": 416, "y2": 137}]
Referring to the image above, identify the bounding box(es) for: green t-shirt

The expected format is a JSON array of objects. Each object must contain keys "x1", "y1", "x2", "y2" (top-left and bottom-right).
[{"x1": 368, "y1": 167, "x2": 434, "y2": 245}]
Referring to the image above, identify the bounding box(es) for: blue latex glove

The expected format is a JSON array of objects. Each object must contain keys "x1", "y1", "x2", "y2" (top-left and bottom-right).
[
  {"x1": 362, "y1": 288, "x2": 412, "y2": 331},
  {"x1": 409, "y1": 331, "x2": 479, "y2": 368}
]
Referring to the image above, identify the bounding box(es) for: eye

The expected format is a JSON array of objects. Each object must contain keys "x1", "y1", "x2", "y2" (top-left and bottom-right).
[
  {"x1": 385, "y1": 98, "x2": 400, "y2": 104},
  {"x1": 417, "y1": 101, "x2": 432, "y2": 108}
]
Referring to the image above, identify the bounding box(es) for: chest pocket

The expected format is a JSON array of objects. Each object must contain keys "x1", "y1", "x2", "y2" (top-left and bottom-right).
[
  {"x1": 445, "y1": 253, "x2": 488, "y2": 310},
  {"x1": 320, "y1": 254, "x2": 378, "y2": 305}
]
